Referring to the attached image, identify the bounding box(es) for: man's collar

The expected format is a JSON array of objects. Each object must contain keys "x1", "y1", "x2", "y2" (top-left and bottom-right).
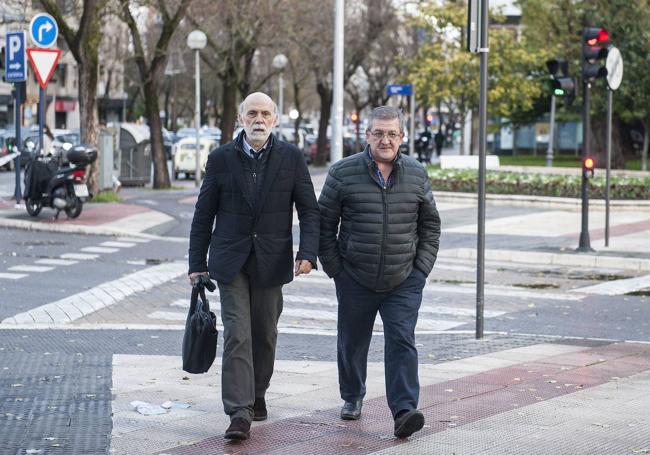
[{"x1": 366, "y1": 145, "x2": 400, "y2": 165}]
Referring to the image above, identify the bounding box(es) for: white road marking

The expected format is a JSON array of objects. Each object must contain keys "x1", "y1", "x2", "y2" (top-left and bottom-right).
[
  {"x1": 35, "y1": 259, "x2": 78, "y2": 266},
  {"x1": 60, "y1": 253, "x2": 99, "y2": 260},
  {"x1": 8, "y1": 265, "x2": 55, "y2": 273},
  {"x1": 102, "y1": 212, "x2": 174, "y2": 233},
  {"x1": 0, "y1": 272, "x2": 28, "y2": 280},
  {"x1": 81, "y1": 246, "x2": 120, "y2": 254},
  {"x1": 572, "y1": 273, "x2": 650, "y2": 296},
  {"x1": 118, "y1": 237, "x2": 151, "y2": 243},
  {"x1": 2, "y1": 262, "x2": 187, "y2": 325},
  {"x1": 100, "y1": 241, "x2": 137, "y2": 248},
  {"x1": 446, "y1": 211, "x2": 650, "y2": 237}
]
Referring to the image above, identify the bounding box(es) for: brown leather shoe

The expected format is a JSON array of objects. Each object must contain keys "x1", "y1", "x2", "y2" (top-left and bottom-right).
[
  {"x1": 224, "y1": 417, "x2": 251, "y2": 440},
  {"x1": 253, "y1": 397, "x2": 267, "y2": 421}
]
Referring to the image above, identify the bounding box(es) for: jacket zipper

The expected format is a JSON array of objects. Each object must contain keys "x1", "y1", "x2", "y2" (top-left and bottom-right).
[{"x1": 376, "y1": 185, "x2": 388, "y2": 288}]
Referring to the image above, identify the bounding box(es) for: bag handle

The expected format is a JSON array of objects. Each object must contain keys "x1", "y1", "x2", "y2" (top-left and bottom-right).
[{"x1": 190, "y1": 286, "x2": 210, "y2": 313}]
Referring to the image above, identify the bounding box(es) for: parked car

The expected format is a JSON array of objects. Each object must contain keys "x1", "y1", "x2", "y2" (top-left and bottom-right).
[
  {"x1": 172, "y1": 136, "x2": 217, "y2": 179},
  {"x1": 52, "y1": 129, "x2": 80, "y2": 156},
  {"x1": 175, "y1": 127, "x2": 196, "y2": 142},
  {"x1": 162, "y1": 128, "x2": 175, "y2": 160},
  {"x1": 200, "y1": 126, "x2": 222, "y2": 144}
]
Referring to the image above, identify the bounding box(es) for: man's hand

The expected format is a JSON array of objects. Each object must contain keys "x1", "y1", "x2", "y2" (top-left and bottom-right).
[
  {"x1": 294, "y1": 260, "x2": 313, "y2": 276},
  {"x1": 189, "y1": 271, "x2": 209, "y2": 286}
]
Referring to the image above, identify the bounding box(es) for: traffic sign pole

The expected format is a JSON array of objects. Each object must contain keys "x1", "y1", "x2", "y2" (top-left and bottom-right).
[
  {"x1": 39, "y1": 87, "x2": 45, "y2": 155},
  {"x1": 14, "y1": 83, "x2": 23, "y2": 203}
]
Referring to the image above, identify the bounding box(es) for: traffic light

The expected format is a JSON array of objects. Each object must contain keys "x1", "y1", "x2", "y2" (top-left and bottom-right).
[
  {"x1": 582, "y1": 27, "x2": 609, "y2": 81},
  {"x1": 545, "y1": 59, "x2": 576, "y2": 105},
  {"x1": 582, "y1": 156, "x2": 596, "y2": 178},
  {"x1": 350, "y1": 112, "x2": 359, "y2": 124}
]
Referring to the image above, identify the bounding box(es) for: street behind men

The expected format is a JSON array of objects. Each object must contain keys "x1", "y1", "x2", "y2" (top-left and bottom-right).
[
  {"x1": 188, "y1": 92, "x2": 319, "y2": 440},
  {"x1": 319, "y1": 106, "x2": 441, "y2": 438}
]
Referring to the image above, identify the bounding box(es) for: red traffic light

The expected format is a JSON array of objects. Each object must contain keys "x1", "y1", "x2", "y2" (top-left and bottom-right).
[
  {"x1": 583, "y1": 157, "x2": 595, "y2": 170},
  {"x1": 585, "y1": 27, "x2": 609, "y2": 46}
]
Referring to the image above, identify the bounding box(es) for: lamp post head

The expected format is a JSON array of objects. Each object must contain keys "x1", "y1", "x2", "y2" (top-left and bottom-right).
[
  {"x1": 272, "y1": 53, "x2": 288, "y2": 70},
  {"x1": 187, "y1": 30, "x2": 207, "y2": 50}
]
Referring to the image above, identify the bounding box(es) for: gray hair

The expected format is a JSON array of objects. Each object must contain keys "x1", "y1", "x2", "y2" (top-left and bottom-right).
[
  {"x1": 238, "y1": 98, "x2": 279, "y2": 116},
  {"x1": 368, "y1": 106, "x2": 405, "y2": 132}
]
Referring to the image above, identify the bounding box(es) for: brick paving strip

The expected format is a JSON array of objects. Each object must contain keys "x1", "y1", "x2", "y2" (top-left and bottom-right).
[{"x1": 156, "y1": 342, "x2": 650, "y2": 455}]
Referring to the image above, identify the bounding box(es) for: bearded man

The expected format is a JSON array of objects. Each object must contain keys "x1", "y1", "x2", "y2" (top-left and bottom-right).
[{"x1": 188, "y1": 92, "x2": 319, "y2": 440}]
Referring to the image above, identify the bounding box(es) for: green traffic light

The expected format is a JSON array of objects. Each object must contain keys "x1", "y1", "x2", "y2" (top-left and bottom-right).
[{"x1": 554, "y1": 88, "x2": 565, "y2": 96}]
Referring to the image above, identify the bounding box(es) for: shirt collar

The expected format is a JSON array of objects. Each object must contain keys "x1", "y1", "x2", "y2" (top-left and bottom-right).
[{"x1": 242, "y1": 133, "x2": 272, "y2": 158}]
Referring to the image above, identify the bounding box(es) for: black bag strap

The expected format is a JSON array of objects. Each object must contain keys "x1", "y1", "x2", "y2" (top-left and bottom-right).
[{"x1": 190, "y1": 286, "x2": 210, "y2": 313}]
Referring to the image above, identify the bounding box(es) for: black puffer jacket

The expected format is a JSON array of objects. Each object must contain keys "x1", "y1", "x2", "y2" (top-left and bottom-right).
[{"x1": 318, "y1": 150, "x2": 440, "y2": 292}]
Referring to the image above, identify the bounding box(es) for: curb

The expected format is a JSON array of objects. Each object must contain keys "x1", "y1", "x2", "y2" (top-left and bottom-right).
[
  {"x1": 434, "y1": 191, "x2": 650, "y2": 210},
  {"x1": 0, "y1": 216, "x2": 187, "y2": 242},
  {"x1": 440, "y1": 248, "x2": 650, "y2": 272}
]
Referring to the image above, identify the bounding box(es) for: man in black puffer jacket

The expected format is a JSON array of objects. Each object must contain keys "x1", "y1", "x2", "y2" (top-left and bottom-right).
[
  {"x1": 319, "y1": 106, "x2": 440, "y2": 439},
  {"x1": 189, "y1": 92, "x2": 319, "y2": 441}
]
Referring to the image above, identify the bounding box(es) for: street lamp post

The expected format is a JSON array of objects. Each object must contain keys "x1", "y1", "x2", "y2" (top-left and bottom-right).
[
  {"x1": 273, "y1": 54, "x2": 288, "y2": 134},
  {"x1": 187, "y1": 30, "x2": 207, "y2": 187}
]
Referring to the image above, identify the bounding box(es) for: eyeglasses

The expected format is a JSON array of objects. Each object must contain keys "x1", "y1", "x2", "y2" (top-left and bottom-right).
[{"x1": 368, "y1": 130, "x2": 401, "y2": 141}]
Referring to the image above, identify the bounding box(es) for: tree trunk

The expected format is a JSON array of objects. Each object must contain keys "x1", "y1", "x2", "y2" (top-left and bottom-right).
[
  {"x1": 144, "y1": 79, "x2": 171, "y2": 189},
  {"x1": 78, "y1": 60, "x2": 100, "y2": 195},
  {"x1": 219, "y1": 77, "x2": 237, "y2": 144},
  {"x1": 642, "y1": 120, "x2": 649, "y2": 172},
  {"x1": 315, "y1": 81, "x2": 332, "y2": 166}
]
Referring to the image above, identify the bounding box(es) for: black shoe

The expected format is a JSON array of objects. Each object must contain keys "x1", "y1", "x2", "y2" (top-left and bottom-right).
[
  {"x1": 253, "y1": 397, "x2": 267, "y2": 421},
  {"x1": 394, "y1": 409, "x2": 425, "y2": 438},
  {"x1": 340, "y1": 399, "x2": 363, "y2": 420},
  {"x1": 224, "y1": 417, "x2": 251, "y2": 440}
]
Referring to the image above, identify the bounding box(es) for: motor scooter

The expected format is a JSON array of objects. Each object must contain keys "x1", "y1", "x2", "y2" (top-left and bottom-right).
[{"x1": 23, "y1": 144, "x2": 97, "y2": 219}]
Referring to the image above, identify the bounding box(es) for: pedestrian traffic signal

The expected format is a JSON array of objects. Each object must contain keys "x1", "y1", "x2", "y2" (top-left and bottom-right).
[
  {"x1": 582, "y1": 27, "x2": 609, "y2": 81},
  {"x1": 583, "y1": 156, "x2": 596, "y2": 177}
]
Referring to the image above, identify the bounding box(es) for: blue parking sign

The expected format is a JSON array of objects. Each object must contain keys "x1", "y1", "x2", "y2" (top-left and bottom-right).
[
  {"x1": 5, "y1": 31, "x2": 27, "y2": 82},
  {"x1": 29, "y1": 13, "x2": 58, "y2": 48}
]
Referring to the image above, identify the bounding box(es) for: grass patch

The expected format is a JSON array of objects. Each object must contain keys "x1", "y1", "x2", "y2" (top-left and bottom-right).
[
  {"x1": 91, "y1": 191, "x2": 122, "y2": 203},
  {"x1": 429, "y1": 168, "x2": 650, "y2": 199}
]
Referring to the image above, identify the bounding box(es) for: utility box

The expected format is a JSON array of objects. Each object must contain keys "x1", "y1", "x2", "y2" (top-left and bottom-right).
[
  {"x1": 98, "y1": 130, "x2": 114, "y2": 191},
  {"x1": 118, "y1": 123, "x2": 151, "y2": 186}
]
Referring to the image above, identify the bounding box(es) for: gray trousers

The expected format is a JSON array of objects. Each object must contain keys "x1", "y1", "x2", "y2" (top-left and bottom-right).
[{"x1": 217, "y1": 271, "x2": 283, "y2": 422}]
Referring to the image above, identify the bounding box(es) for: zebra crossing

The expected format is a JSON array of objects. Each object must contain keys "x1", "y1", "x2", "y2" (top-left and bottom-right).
[
  {"x1": 0, "y1": 236, "x2": 151, "y2": 281},
  {"x1": 145, "y1": 267, "x2": 513, "y2": 334}
]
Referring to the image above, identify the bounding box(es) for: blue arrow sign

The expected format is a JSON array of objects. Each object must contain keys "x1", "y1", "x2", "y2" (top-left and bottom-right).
[
  {"x1": 5, "y1": 31, "x2": 27, "y2": 82},
  {"x1": 385, "y1": 84, "x2": 413, "y2": 96},
  {"x1": 29, "y1": 13, "x2": 58, "y2": 48}
]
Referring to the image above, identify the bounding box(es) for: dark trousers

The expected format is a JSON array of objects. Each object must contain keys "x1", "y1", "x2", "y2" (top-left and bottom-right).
[
  {"x1": 217, "y1": 271, "x2": 283, "y2": 422},
  {"x1": 335, "y1": 268, "x2": 425, "y2": 418}
]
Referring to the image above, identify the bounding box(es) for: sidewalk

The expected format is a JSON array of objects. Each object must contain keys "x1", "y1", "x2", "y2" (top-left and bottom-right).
[
  {"x1": 0, "y1": 195, "x2": 178, "y2": 238},
  {"x1": 107, "y1": 337, "x2": 650, "y2": 454}
]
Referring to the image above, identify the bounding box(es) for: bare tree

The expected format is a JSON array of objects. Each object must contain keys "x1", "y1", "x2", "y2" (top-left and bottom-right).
[
  {"x1": 39, "y1": 0, "x2": 108, "y2": 195},
  {"x1": 287, "y1": 0, "x2": 394, "y2": 166},
  {"x1": 119, "y1": 0, "x2": 193, "y2": 189}
]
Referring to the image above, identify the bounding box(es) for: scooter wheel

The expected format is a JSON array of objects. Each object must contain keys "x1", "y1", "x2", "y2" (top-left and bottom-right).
[
  {"x1": 65, "y1": 197, "x2": 83, "y2": 219},
  {"x1": 25, "y1": 198, "x2": 43, "y2": 216}
]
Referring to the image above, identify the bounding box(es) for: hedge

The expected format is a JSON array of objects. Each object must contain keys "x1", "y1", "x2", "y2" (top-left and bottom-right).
[{"x1": 428, "y1": 169, "x2": 650, "y2": 200}]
